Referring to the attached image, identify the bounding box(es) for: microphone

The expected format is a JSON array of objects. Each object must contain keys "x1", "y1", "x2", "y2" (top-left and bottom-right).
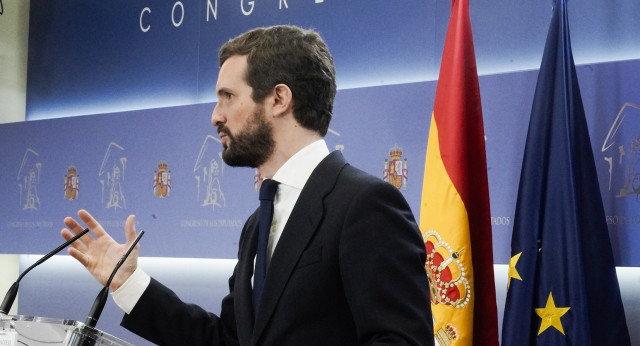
[
  {"x1": 0, "y1": 228, "x2": 91, "y2": 315},
  {"x1": 65, "y1": 230, "x2": 144, "y2": 346},
  {"x1": 85, "y1": 230, "x2": 144, "y2": 328}
]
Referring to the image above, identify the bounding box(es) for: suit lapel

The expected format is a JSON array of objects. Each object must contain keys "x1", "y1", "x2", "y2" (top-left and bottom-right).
[
  {"x1": 235, "y1": 210, "x2": 259, "y2": 346},
  {"x1": 252, "y1": 151, "x2": 348, "y2": 343}
]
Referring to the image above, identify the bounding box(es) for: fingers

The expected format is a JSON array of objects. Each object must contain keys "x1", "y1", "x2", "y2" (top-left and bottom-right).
[
  {"x1": 77, "y1": 209, "x2": 107, "y2": 238},
  {"x1": 60, "y1": 227, "x2": 75, "y2": 242},
  {"x1": 63, "y1": 215, "x2": 86, "y2": 235},
  {"x1": 67, "y1": 247, "x2": 88, "y2": 267},
  {"x1": 63, "y1": 209, "x2": 110, "y2": 247},
  {"x1": 124, "y1": 214, "x2": 137, "y2": 244},
  {"x1": 63, "y1": 215, "x2": 93, "y2": 249},
  {"x1": 61, "y1": 209, "x2": 139, "y2": 288},
  {"x1": 63, "y1": 210, "x2": 138, "y2": 248}
]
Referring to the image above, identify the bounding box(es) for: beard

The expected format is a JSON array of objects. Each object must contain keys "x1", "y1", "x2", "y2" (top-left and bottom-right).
[{"x1": 218, "y1": 105, "x2": 275, "y2": 168}]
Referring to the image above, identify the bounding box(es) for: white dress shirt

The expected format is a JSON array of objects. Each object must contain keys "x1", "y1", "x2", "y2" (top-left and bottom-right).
[{"x1": 112, "y1": 139, "x2": 330, "y2": 314}]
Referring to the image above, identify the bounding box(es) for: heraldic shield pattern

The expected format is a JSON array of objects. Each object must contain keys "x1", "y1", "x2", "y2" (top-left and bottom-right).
[
  {"x1": 64, "y1": 166, "x2": 79, "y2": 200},
  {"x1": 435, "y1": 323, "x2": 459, "y2": 346},
  {"x1": 423, "y1": 230, "x2": 471, "y2": 308},
  {"x1": 382, "y1": 143, "x2": 408, "y2": 189},
  {"x1": 153, "y1": 161, "x2": 171, "y2": 198}
]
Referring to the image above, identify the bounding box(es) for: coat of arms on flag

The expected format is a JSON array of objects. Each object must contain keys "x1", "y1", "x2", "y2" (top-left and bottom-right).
[{"x1": 423, "y1": 230, "x2": 470, "y2": 309}]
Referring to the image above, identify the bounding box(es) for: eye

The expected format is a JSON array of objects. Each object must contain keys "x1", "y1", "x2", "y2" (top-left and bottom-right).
[{"x1": 217, "y1": 90, "x2": 233, "y2": 102}]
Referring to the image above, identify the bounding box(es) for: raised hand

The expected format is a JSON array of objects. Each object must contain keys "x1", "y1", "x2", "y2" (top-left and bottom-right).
[{"x1": 61, "y1": 209, "x2": 140, "y2": 291}]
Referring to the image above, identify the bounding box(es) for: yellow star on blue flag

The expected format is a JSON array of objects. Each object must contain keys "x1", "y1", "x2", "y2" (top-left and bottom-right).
[
  {"x1": 507, "y1": 252, "x2": 522, "y2": 290},
  {"x1": 535, "y1": 292, "x2": 570, "y2": 335}
]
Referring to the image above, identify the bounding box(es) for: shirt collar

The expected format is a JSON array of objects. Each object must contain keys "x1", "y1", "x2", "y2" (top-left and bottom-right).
[{"x1": 272, "y1": 139, "x2": 330, "y2": 190}]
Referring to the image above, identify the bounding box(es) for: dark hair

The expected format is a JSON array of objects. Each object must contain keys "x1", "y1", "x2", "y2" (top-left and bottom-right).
[{"x1": 219, "y1": 25, "x2": 336, "y2": 136}]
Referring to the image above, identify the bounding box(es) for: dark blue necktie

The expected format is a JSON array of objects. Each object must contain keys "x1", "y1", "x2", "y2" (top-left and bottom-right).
[{"x1": 253, "y1": 178, "x2": 279, "y2": 314}]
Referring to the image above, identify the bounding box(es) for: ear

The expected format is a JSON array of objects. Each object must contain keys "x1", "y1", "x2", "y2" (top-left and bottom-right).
[{"x1": 271, "y1": 84, "x2": 293, "y2": 118}]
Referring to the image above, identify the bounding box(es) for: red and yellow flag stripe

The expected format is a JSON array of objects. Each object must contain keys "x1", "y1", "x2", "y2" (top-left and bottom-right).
[{"x1": 420, "y1": 0, "x2": 498, "y2": 345}]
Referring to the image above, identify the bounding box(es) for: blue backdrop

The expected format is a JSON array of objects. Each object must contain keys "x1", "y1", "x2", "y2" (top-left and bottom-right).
[{"x1": 2, "y1": 58, "x2": 640, "y2": 266}]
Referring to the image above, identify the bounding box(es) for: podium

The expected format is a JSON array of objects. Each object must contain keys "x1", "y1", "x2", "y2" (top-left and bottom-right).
[{"x1": 0, "y1": 314, "x2": 133, "y2": 346}]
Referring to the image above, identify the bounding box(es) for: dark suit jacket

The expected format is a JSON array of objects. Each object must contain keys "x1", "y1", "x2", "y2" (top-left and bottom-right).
[{"x1": 121, "y1": 151, "x2": 434, "y2": 345}]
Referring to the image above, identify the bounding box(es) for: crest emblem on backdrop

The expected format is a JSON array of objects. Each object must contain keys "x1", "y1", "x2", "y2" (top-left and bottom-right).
[
  {"x1": 18, "y1": 149, "x2": 42, "y2": 210},
  {"x1": 383, "y1": 144, "x2": 408, "y2": 189},
  {"x1": 153, "y1": 161, "x2": 171, "y2": 198},
  {"x1": 99, "y1": 142, "x2": 127, "y2": 209},
  {"x1": 254, "y1": 169, "x2": 262, "y2": 192},
  {"x1": 23, "y1": 168, "x2": 42, "y2": 210},
  {"x1": 64, "y1": 166, "x2": 79, "y2": 200},
  {"x1": 601, "y1": 103, "x2": 640, "y2": 198},
  {"x1": 194, "y1": 135, "x2": 226, "y2": 211}
]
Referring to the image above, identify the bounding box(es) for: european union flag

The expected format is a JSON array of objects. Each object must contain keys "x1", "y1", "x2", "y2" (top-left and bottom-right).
[{"x1": 501, "y1": 1, "x2": 631, "y2": 345}]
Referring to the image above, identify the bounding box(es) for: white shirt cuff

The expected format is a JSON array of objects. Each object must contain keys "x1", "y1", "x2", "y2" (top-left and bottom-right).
[{"x1": 111, "y1": 267, "x2": 151, "y2": 315}]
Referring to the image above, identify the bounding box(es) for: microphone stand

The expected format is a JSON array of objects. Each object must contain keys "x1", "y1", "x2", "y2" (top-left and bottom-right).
[
  {"x1": 0, "y1": 228, "x2": 91, "y2": 315},
  {"x1": 66, "y1": 230, "x2": 144, "y2": 346}
]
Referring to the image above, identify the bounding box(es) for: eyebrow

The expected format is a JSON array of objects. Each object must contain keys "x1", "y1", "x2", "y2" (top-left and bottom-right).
[{"x1": 216, "y1": 87, "x2": 232, "y2": 96}]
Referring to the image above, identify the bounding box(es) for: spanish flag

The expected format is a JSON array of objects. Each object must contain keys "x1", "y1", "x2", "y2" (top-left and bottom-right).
[{"x1": 419, "y1": 0, "x2": 498, "y2": 345}]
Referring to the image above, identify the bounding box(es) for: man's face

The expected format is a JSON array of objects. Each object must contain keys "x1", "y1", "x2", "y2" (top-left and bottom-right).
[{"x1": 211, "y1": 55, "x2": 275, "y2": 168}]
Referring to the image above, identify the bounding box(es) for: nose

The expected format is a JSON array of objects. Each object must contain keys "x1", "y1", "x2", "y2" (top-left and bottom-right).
[{"x1": 211, "y1": 103, "x2": 225, "y2": 127}]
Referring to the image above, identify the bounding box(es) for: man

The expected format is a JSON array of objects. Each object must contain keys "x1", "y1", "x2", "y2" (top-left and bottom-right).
[{"x1": 62, "y1": 25, "x2": 433, "y2": 345}]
